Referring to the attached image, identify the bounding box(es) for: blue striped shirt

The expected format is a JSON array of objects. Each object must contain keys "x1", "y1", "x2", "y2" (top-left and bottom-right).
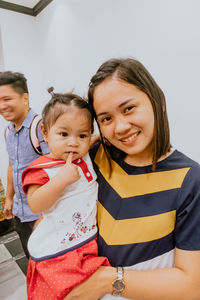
[{"x1": 5, "y1": 108, "x2": 49, "y2": 222}]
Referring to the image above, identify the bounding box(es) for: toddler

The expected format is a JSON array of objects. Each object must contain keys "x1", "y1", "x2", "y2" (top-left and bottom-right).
[{"x1": 22, "y1": 92, "x2": 109, "y2": 300}]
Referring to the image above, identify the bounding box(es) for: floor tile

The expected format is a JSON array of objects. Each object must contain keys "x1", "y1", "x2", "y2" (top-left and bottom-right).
[{"x1": 0, "y1": 231, "x2": 27, "y2": 299}]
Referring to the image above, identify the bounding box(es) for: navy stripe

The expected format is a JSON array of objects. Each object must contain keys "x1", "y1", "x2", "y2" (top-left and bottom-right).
[
  {"x1": 117, "y1": 150, "x2": 196, "y2": 174},
  {"x1": 98, "y1": 232, "x2": 175, "y2": 267},
  {"x1": 97, "y1": 170, "x2": 179, "y2": 219}
]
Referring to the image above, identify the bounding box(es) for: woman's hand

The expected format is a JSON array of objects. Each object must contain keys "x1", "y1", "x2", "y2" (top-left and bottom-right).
[{"x1": 63, "y1": 266, "x2": 115, "y2": 300}]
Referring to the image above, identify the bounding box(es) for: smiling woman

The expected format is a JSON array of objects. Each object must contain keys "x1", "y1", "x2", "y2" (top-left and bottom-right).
[{"x1": 63, "y1": 58, "x2": 200, "y2": 300}]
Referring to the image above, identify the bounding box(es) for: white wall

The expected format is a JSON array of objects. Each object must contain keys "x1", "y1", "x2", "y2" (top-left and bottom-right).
[
  {"x1": 0, "y1": 9, "x2": 42, "y2": 186},
  {"x1": 0, "y1": 0, "x2": 200, "y2": 185},
  {"x1": 0, "y1": 28, "x2": 4, "y2": 71}
]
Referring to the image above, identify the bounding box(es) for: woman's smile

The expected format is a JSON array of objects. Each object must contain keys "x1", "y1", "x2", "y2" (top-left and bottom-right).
[{"x1": 119, "y1": 131, "x2": 140, "y2": 145}]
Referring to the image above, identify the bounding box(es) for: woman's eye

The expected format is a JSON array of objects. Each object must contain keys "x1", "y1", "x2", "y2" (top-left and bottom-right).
[
  {"x1": 61, "y1": 132, "x2": 68, "y2": 137},
  {"x1": 80, "y1": 134, "x2": 87, "y2": 139},
  {"x1": 101, "y1": 116, "x2": 111, "y2": 123},
  {"x1": 124, "y1": 106, "x2": 134, "y2": 113}
]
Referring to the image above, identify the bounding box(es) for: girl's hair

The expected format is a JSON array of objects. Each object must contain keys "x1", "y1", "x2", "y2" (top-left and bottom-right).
[
  {"x1": 42, "y1": 88, "x2": 94, "y2": 132},
  {"x1": 88, "y1": 58, "x2": 171, "y2": 170}
]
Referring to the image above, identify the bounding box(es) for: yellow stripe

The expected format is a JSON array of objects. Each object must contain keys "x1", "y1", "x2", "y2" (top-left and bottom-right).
[
  {"x1": 97, "y1": 202, "x2": 176, "y2": 245},
  {"x1": 95, "y1": 145, "x2": 190, "y2": 198}
]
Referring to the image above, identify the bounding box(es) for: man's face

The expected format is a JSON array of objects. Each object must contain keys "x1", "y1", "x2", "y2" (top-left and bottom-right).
[{"x1": 0, "y1": 84, "x2": 29, "y2": 128}]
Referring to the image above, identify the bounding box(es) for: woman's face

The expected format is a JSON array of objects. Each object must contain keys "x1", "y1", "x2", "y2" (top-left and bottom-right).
[{"x1": 93, "y1": 77, "x2": 155, "y2": 165}]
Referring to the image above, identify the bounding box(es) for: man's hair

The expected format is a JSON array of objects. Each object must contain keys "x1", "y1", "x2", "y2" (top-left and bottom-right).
[
  {"x1": 88, "y1": 57, "x2": 171, "y2": 169},
  {"x1": 0, "y1": 71, "x2": 29, "y2": 94}
]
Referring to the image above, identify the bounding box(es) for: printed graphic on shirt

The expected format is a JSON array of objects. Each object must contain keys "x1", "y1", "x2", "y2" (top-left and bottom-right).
[
  {"x1": 22, "y1": 154, "x2": 98, "y2": 261},
  {"x1": 61, "y1": 212, "x2": 96, "y2": 243}
]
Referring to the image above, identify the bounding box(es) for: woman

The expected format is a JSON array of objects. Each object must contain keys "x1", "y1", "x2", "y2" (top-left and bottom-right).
[{"x1": 65, "y1": 58, "x2": 200, "y2": 300}]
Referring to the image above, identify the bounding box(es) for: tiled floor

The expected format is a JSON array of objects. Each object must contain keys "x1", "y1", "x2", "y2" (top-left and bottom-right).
[{"x1": 0, "y1": 229, "x2": 27, "y2": 300}]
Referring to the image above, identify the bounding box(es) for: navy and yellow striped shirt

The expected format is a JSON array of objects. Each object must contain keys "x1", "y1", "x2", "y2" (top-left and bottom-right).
[{"x1": 90, "y1": 144, "x2": 200, "y2": 270}]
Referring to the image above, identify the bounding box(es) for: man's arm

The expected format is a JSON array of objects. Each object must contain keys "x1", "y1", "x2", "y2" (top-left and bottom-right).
[{"x1": 3, "y1": 160, "x2": 14, "y2": 219}]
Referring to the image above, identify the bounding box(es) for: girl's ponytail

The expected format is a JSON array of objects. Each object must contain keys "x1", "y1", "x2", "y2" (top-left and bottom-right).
[{"x1": 47, "y1": 87, "x2": 54, "y2": 97}]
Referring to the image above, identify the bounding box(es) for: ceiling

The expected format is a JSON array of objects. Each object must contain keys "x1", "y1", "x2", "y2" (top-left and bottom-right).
[{"x1": 0, "y1": 0, "x2": 53, "y2": 16}]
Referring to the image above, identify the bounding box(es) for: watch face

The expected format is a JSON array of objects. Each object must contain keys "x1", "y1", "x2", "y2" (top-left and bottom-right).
[{"x1": 113, "y1": 279, "x2": 125, "y2": 291}]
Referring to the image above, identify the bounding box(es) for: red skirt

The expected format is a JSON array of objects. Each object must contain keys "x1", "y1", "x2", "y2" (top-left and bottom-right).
[{"x1": 27, "y1": 238, "x2": 110, "y2": 300}]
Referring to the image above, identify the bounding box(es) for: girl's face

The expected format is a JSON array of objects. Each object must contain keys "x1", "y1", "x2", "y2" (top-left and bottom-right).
[
  {"x1": 93, "y1": 78, "x2": 155, "y2": 166},
  {"x1": 42, "y1": 106, "x2": 91, "y2": 161}
]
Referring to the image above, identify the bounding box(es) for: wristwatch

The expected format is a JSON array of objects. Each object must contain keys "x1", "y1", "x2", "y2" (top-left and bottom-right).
[{"x1": 112, "y1": 266, "x2": 125, "y2": 296}]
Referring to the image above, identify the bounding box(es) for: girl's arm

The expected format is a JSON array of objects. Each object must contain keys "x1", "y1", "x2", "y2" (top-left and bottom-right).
[
  {"x1": 27, "y1": 153, "x2": 80, "y2": 214},
  {"x1": 64, "y1": 248, "x2": 200, "y2": 300}
]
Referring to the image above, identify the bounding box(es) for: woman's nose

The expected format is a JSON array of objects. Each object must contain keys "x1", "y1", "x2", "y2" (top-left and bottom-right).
[{"x1": 114, "y1": 117, "x2": 131, "y2": 134}]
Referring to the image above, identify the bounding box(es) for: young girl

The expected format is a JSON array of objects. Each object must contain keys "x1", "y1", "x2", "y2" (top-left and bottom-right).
[{"x1": 22, "y1": 92, "x2": 109, "y2": 300}]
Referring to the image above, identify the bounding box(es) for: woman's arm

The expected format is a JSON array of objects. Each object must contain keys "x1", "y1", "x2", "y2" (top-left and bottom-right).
[
  {"x1": 64, "y1": 248, "x2": 200, "y2": 300},
  {"x1": 122, "y1": 248, "x2": 200, "y2": 300},
  {"x1": 27, "y1": 153, "x2": 80, "y2": 214}
]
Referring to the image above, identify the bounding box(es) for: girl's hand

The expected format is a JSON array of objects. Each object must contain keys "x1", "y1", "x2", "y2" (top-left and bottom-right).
[
  {"x1": 58, "y1": 152, "x2": 81, "y2": 186},
  {"x1": 63, "y1": 266, "x2": 115, "y2": 300}
]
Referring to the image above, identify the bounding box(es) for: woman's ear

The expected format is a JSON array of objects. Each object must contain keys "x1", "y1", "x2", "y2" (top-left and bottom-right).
[{"x1": 40, "y1": 123, "x2": 48, "y2": 142}]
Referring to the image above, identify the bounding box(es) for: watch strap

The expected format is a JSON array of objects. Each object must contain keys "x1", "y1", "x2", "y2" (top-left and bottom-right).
[
  {"x1": 112, "y1": 266, "x2": 125, "y2": 296},
  {"x1": 118, "y1": 266, "x2": 123, "y2": 280}
]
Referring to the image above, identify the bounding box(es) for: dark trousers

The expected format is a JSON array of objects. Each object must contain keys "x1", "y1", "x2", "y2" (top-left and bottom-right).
[{"x1": 14, "y1": 216, "x2": 35, "y2": 259}]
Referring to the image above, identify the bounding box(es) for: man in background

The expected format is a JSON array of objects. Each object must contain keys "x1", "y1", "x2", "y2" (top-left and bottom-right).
[{"x1": 0, "y1": 71, "x2": 49, "y2": 258}]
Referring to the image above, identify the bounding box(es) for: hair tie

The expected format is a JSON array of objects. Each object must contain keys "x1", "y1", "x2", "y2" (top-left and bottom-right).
[{"x1": 47, "y1": 87, "x2": 54, "y2": 96}]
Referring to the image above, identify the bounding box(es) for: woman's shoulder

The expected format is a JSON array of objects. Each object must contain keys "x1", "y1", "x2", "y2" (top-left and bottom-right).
[
  {"x1": 168, "y1": 150, "x2": 200, "y2": 187},
  {"x1": 159, "y1": 149, "x2": 200, "y2": 169}
]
